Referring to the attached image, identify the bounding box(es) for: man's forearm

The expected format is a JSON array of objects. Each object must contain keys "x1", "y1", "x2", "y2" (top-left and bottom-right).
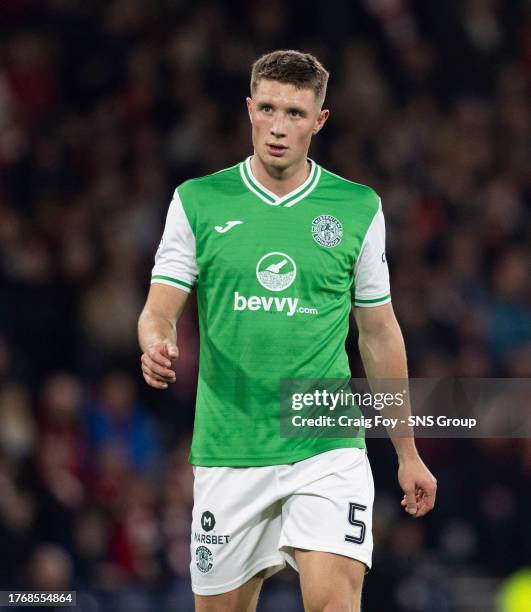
[
  {"x1": 138, "y1": 308, "x2": 177, "y2": 353},
  {"x1": 358, "y1": 317, "x2": 418, "y2": 460},
  {"x1": 138, "y1": 284, "x2": 189, "y2": 353}
]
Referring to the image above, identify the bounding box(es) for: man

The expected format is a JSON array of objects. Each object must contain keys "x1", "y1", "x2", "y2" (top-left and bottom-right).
[{"x1": 138, "y1": 50, "x2": 436, "y2": 612}]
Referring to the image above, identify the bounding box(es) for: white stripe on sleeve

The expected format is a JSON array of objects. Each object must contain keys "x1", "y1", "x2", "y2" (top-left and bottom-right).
[
  {"x1": 151, "y1": 189, "x2": 198, "y2": 292},
  {"x1": 353, "y1": 199, "x2": 391, "y2": 307}
]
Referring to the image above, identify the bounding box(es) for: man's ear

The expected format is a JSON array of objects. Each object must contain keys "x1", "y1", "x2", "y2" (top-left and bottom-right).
[
  {"x1": 313, "y1": 108, "x2": 330, "y2": 135},
  {"x1": 246, "y1": 97, "x2": 253, "y2": 123}
]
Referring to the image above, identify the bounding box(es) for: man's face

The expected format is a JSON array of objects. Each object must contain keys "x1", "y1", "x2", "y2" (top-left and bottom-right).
[{"x1": 246, "y1": 79, "x2": 329, "y2": 171}]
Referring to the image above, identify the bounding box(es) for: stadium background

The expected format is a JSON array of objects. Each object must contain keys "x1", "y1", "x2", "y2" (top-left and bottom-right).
[{"x1": 0, "y1": 1, "x2": 530, "y2": 610}]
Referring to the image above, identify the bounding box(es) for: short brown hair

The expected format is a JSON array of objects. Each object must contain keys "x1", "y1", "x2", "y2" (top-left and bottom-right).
[{"x1": 250, "y1": 50, "x2": 329, "y2": 107}]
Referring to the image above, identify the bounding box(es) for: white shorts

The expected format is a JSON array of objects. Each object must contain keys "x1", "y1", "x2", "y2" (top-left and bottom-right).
[{"x1": 190, "y1": 448, "x2": 374, "y2": 596}]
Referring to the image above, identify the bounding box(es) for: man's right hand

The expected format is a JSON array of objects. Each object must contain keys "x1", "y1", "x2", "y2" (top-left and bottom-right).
[{"x1": 141, "y1": 342, "x2": 179, "y2": 389}]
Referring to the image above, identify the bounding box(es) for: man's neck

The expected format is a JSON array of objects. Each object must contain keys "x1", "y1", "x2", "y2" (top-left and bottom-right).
[{"x1": 250, "y1": 154, "x2": 311, "y2": 198}]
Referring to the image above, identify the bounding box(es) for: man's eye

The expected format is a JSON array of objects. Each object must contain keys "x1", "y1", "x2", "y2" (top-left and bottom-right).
[
  {"x1": 289, "y1": 110, "x2": 302, "y2": 118},
  {"x1": 262, "y1": 106, "x2": 272, "y2": 113}
]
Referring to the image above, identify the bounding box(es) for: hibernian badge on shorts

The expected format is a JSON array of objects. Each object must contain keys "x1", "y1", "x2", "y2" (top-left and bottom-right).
[
  {"x1": 312, "y1": 215, "x2": 343, "y2": 248},
  {"x1": 196, "y1": 546, "x2": 213, "y2": 573}
]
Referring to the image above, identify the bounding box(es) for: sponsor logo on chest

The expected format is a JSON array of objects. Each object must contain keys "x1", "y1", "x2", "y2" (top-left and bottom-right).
[
  {"x1": 234, "y1": 292, "x2": 302, "y2": 317},
  {"x1": 232, "y1": 252, "x2": 318, "y2": 317}
]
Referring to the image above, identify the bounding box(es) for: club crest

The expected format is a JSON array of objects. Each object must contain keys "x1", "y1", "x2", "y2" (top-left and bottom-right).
[{"x1": 312, "y1": 215, "x2": 343, "y2": 248}]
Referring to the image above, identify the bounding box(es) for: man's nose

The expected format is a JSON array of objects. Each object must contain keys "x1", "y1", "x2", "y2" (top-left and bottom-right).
[{"x1": 270, "y1": 115, "x2": 287, "y2": 137}]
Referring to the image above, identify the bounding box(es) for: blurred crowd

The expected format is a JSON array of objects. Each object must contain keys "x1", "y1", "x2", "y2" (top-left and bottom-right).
[{"x1": 0, "y1": 1, "x2": 530, "y2": 610}]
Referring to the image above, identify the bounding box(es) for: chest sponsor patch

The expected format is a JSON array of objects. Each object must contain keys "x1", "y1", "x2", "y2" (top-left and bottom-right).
[{"x1": 256, "y1": 252, "x2": 296, "y2": 291}]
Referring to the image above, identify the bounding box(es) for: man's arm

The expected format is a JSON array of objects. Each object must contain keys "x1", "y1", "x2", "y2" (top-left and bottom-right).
[
  {"x1": 353, "y1": 303, "x2": 437, "y2": 517},
  {"x1": 138, "y1": 283, "x2": 189, "y2": 389}
]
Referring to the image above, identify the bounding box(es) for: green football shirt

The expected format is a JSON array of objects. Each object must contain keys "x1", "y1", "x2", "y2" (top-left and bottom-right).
[{"x1": 151, "y1": 158, "x2": 391, "y2": 466}]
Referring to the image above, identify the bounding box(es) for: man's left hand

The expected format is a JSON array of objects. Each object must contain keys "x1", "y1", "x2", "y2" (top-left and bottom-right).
[{"x1": 398, "y1": 454, "x2": 437, "y2": 518}]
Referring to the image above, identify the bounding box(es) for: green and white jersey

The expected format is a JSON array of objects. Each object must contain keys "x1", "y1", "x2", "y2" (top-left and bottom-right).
[{"x1": 151, "y1": 158, "x2": 391, "y2": 466}]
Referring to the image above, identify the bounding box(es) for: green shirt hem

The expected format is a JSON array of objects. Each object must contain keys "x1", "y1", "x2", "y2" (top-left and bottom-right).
[{"x1": 189, "y1": 439, "x2": 366, "y2": 467}]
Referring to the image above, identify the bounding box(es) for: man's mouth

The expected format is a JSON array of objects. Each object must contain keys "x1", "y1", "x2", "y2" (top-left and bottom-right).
[{"x1": 266, "y1": 143, "x2": 288, "y2": 156}]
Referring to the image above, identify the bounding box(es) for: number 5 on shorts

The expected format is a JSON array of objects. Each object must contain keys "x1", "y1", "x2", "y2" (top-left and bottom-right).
[{"x1": 345, "y1": 502, "x2": 367, "y2": 544}]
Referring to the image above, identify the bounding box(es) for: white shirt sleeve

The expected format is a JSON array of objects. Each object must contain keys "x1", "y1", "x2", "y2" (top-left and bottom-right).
[
  {"x1": 150, "y1": 189, "x2": 198, "y2": 293},
  {"x1": 352, "y1": 199, "x2": 391, "y2": 307}
]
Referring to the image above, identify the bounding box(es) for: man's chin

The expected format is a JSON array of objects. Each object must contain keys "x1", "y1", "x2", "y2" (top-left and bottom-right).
[{"x1": 260, "y1": 150, "x2": 290, "y2": 170}]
